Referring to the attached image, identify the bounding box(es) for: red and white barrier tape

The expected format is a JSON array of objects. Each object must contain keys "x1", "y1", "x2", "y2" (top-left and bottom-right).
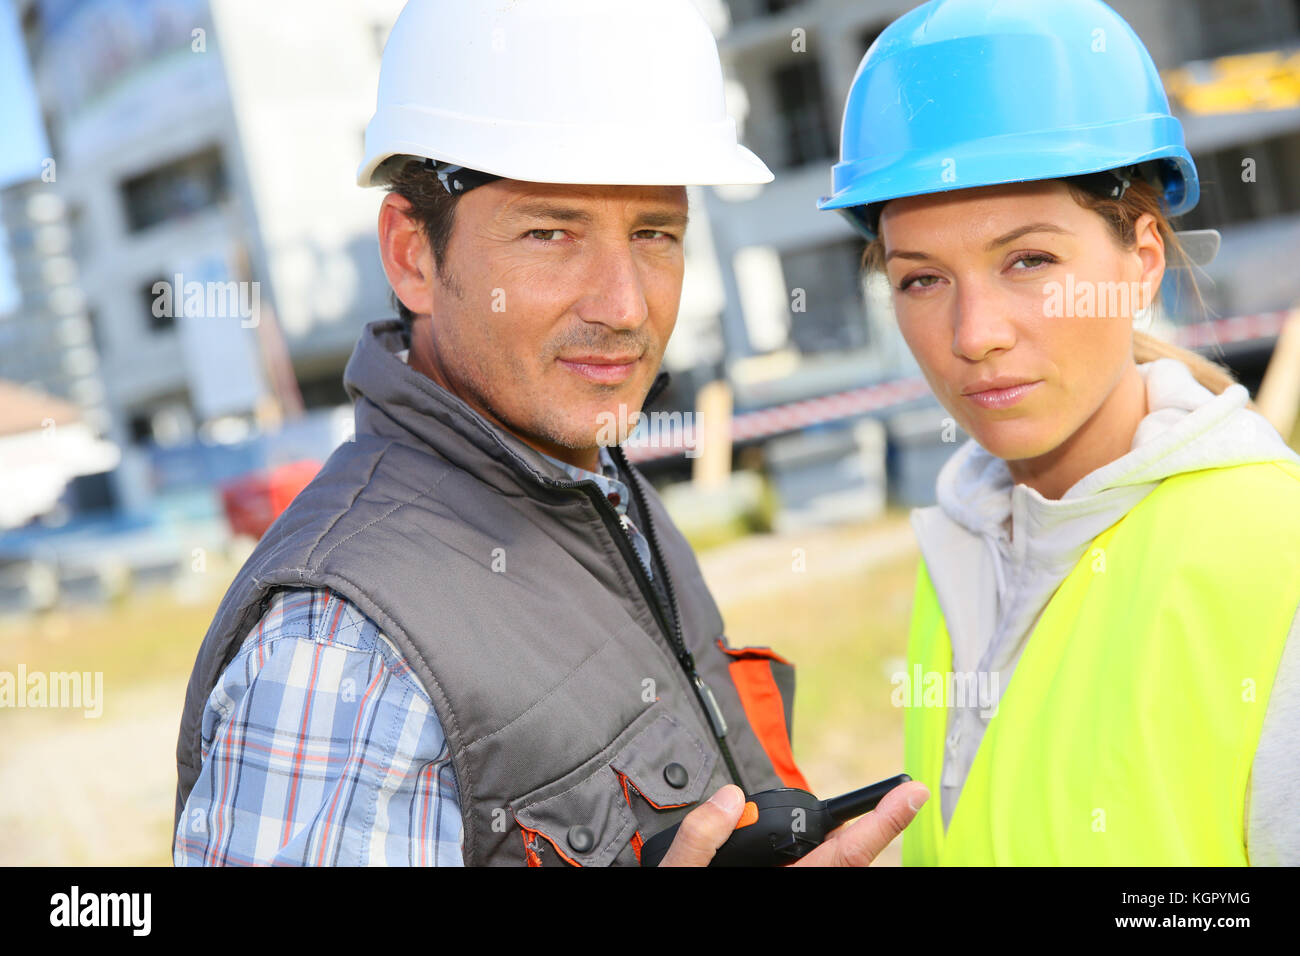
[{"x1": 622, "y1": 310, "x2": 1293, "y2": 463}]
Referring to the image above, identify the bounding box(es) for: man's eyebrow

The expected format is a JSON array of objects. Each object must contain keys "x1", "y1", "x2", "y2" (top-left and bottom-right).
[
  {"x1": 501, "y1": 203, "x2": 690, "y2": 231},
  {"x1": 503, "y1": 202, "x2": 594, "y2": 224},
  {"x1": 885, "y1": 222, "x2": 1073, "y2": 262},
  {"x1": 636, "y1": 210, "x2": 690, "y2": 230}
]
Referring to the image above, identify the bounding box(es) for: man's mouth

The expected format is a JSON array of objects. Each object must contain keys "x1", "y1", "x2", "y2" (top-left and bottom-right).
[{"x1": 556, "y1": 354, "x2": 641, "y2": 385}]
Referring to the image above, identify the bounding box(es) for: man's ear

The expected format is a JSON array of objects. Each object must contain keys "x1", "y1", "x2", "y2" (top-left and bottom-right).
[{"x1": 378, "y1": 193, "x2": 435, "y2": 318}]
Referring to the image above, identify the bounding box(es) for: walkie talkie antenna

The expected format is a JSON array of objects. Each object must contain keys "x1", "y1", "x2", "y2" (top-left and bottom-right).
[{"x1": 824, "y1": 773, "x2": 912, "y2": 826}]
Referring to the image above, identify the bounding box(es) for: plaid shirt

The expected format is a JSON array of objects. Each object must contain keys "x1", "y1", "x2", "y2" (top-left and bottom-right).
[{"x1": 174, "y1": 446, "x2": 651, "y2": 866}]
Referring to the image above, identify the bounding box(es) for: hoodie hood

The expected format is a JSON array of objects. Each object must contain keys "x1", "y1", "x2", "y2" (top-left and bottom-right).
[{"x1": 909, "y1": 357, "x2": 1300, "y2": 825}]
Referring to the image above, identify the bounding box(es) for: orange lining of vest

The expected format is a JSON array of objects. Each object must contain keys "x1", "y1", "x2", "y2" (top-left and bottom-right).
[
  {"x1": 616, "y1": 767, "x2": 693, "y2": 810},
  {"x1": 515, "y1": 818, "x2": 582, "y2": 867},
  {"x1": 615, "y1": 769, "x2": 651, "y2": 864},
  {"x1": 515, "y1": 771, "x2": 659, "y2": 867},
  {"x1": 716, "y1": 641, "x2": 810, "y2": 792}
]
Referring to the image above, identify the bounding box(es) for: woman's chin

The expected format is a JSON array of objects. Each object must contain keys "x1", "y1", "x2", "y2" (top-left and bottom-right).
[{"x1": 968, "y1": 421, "x2": 1059, "y2": 464}]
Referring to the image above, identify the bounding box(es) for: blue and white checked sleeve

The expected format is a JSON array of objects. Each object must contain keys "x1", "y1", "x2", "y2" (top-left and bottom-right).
[{"x1": 174, "y1": 587, "x2": 463, "y2": 866}]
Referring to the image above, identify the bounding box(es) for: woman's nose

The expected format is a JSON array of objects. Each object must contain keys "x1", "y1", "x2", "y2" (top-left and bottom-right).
[{"x1": 951, "y1": 279, "x2": 1018, "y2": 361}]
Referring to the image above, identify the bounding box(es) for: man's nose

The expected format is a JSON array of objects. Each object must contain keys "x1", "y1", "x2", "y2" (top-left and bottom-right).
[
  {"x1": 574, "y1": 239, "x2": 650, "y2": 331},
  {"x1": 951, "y1": 278, "x2": 1017, "y2": 361}
]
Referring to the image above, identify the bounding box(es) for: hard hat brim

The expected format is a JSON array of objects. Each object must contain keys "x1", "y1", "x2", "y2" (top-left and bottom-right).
[
  {"x1": 819, "y1": 129, "x2": 1197, "y2": 240},
  {"x1": 357, "y1": 107, "x2": 774, "y2": 189}
]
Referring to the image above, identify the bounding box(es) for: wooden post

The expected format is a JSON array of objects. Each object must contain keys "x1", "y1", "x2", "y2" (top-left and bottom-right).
[
  {"x1": 1256, "y1": 306, "x2": 1300, "y2": 441},
  {"x1": 691, "y1": 379, "x2": 733, "y2": 489}
]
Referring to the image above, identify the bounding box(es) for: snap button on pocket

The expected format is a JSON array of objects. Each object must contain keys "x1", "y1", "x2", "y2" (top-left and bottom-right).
[
  {"x1": 610, "y1": 713, "x2": 713, "y2": 809},
  {"x1": 567, "y1": 825, "x2": 596, "y2": 853},
  {"x1": 512, "y1": 763, "x2": 638, "y2": 866},
  {"x1": 663, "y1": 762, "x2": 689, "y2": 789}
]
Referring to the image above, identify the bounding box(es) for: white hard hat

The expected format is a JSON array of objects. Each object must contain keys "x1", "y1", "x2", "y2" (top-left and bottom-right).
[{"x1": 357, "y1": 0, "x2": 772, "y2": 189}]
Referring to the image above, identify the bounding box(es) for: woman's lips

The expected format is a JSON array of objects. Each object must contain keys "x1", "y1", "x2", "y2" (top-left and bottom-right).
[
  {"x1": 963, "y1": 380, "x2": 1042, "y2": 409},
  {"x1": 557, "y1": 356, "x2": 639, "y2": 385}
]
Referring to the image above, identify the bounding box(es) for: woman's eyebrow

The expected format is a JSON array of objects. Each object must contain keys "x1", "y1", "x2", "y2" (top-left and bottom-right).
[
  {"x1": 885, "y1": 222, "x2": 1074, "y2": 262},
  {"x1": 984, "y1": 222, "x2": 1072, "y2": 250},
  {"x1": 884, "y1": 248, "x2": 933, "y2": 263}
]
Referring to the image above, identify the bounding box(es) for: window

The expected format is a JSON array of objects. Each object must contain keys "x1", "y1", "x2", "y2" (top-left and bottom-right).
[
  {"x1": 86, "y1": 307, "x2": 105, "y2": 353},
  {"x1": 296, "y1": 368, "x2": 349, "y2": 410},
  {"x1": 1191, "y1": 0, "x2": 1299, "y2": 58},
  {"x1": 1180, "y1": 130, "x2": 1300, "y2": 230},
  {"x1": 141, "y1": 278, "x2": 175, "y2": 333},
  {"x1": 66, "y1": 203, "x2": 87, "y2": 264},
  {"x1": 780, "y1": 238, "x2": 870, "y2": 356},
  {"x1": 120, "y1": 147, "x2": 227, "y2": 233},
  {"x1": 42, "y1": 110, "x2": 59, "y2": 164},
  {"x1": 727, "y1": 0, "x2": 806, "y2": 24},
  {"x1": 860, "y1": 21, "x2": 887, "y2": 55},
  {"x1": 771, "y1": 55, "x2": 835, "y2": 168},
  {"x1": 128, "y1": 412, "x2": 153, "y2": 444},
  {"x1": 21, "y1": 5, "x2": 43, "y2": 62}
]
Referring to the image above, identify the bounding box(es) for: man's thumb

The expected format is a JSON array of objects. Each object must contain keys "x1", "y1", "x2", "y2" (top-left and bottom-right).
[{"x1": 656, "y1": 785, "x2": 746, "y2": 867}]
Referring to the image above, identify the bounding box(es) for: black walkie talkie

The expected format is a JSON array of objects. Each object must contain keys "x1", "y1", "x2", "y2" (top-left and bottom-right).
[{"x1": 640, "y1": 773, "x2": 912, "y2": 867}]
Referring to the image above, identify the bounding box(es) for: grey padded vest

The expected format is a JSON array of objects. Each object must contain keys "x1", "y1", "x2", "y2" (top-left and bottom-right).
[{"x1": 174, "y1": 319, "x2": 800, "y2": 866}]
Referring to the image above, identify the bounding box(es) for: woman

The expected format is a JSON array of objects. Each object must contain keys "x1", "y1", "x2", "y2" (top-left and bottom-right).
[{"x1": 819, "y1": 0, "x2": 1300, "y2": 864}]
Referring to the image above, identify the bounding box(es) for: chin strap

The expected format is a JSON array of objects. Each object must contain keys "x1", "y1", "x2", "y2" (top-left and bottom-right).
[
  {"x1": 1070, "y1": 164, "x2": 1143, "y2": 201},
  {"x1": 423, "y1": 158, "x2": 502, "y2": 196}
]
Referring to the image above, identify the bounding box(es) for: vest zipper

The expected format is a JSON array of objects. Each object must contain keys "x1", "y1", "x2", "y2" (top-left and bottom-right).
[
  {"x1": 544, "y1": 449, "x2": 746, "y2": 792},
  {"x1": 610, "y1": 444, "x2": 747, "y2": 792}
]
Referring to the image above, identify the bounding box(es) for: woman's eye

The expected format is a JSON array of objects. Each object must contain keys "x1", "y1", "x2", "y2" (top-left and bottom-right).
[
  {"x1": 1010, "y1": 253, "x2": 1054, "y2": 270},
  {"x1": 899, "y1": 274, "x2": 942, "y2": 291}
]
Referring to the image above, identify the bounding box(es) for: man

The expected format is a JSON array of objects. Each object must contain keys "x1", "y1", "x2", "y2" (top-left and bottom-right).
[{"x1": 173, "y1": 0, "x2": 927, "y2": 867}]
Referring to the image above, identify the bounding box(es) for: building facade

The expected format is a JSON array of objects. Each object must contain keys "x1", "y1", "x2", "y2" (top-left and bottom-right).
[{"x1": 704, "y1": 0, "x2": 1300, "y2": 408}]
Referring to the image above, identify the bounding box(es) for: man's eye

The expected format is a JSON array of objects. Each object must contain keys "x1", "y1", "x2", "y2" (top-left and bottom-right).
[
  {"x1": 635, "y1": 230, "x2": 674, "y2": 241},
  {"x1": 528, "y1": 229, "x2": 565, "y2": 241}
]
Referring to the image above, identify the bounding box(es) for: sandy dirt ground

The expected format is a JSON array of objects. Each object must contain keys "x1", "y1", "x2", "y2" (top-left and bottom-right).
[{"x1": 0, "y1": 513, "x2": 921, "y2": 868}]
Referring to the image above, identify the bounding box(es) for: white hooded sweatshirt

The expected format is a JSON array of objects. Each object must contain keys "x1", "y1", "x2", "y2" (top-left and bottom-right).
[{"x1": 910, "y1": 357, "x2": 1300, "y2": 865}]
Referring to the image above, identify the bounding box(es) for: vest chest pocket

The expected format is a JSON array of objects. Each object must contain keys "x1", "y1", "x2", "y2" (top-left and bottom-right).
[{"x1": 510, "y1": 709, "x2": 716, "y2": 867}]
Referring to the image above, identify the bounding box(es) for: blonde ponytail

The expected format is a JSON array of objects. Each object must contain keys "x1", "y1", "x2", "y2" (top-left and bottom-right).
[
  {"x1": 1064, "y1": 176, "x2": 1249, "y2": 401},
  {"x1": 1132, "y1": 329, "x2": 1241, "y2": 397}
]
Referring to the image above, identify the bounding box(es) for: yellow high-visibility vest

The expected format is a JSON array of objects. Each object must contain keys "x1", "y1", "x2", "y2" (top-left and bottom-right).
[{"x1": 903, "y1": 460, "x2": 1300, "y2": 865}]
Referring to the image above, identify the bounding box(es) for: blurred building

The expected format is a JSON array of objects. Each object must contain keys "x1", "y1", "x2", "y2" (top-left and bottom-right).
[
  {"x1": 8, "y1": 0, "x2": 1297, "y2": 527},
  {"x1": 9, "y1": 0, "x2": 412, "y2": 512},
  {"x1": 6, "y1": 0, "x2": 744, "y2": 513},
  {"x1": 0, "y1": 172, "x2": 120, "y2": 515},
  {"x1": 704, "y1": 0, "x2": 1300, "y2": 409},
  {"x1": 0, "y1": 177, "x2": 108, "y2": 430}
]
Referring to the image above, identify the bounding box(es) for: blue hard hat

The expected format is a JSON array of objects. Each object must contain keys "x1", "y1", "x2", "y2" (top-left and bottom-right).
[{"x1": 818, "y1": 0, "x2": 1199, "y2": 240}]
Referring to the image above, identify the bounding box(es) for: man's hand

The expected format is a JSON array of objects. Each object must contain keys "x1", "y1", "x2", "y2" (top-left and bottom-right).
[{"x1": 656, "y1": 782, "x2": 930, "y2": 867}]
